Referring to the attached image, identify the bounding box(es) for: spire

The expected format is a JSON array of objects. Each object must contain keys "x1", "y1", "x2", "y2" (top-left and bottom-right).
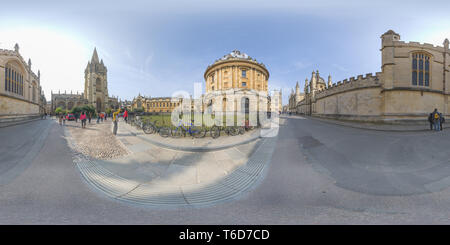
[
  {"x1": 14, "y1": 43, "x2": 19, "y2": 53},
  {"x1": 444, "y1": 38, "x2": 449, "y2": 50},
  {"x1": 91, "y1": 47, "x2": 99, "y2": 63},
  {"x1": 328, "y1": 74, "x2": 332, "y2": 88}
]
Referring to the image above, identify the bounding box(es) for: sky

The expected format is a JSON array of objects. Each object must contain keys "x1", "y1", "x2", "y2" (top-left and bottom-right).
[{"x1": 1, "y1": 0, "x2": 449, "y2": 104}]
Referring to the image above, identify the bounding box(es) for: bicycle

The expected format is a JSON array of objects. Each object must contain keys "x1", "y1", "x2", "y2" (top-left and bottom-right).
[
  {"x1": 171, "y1": 121, "x2": 206, "y2": 138},
  {"x1": 210, "y1": 125, "x2": 221, "y2": 139},
  {"x1": 150, "y1": 119, "x2": 170, "y2": 137}
]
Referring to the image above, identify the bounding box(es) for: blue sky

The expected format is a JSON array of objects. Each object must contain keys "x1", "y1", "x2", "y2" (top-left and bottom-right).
[{"x1": 1, "y1": 0, "x2": 449, "y2": 104}]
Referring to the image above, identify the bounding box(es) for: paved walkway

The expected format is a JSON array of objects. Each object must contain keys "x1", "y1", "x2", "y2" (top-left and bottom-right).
[
  {"x1": 69, "y1": 120, "x2": 278, "y2": 207},
  {"x1": 282, "y1": 114, "x2": 448, "y2": 132}
]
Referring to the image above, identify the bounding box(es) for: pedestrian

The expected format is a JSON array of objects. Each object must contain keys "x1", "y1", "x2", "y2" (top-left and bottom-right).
[
  {"x1": 59, "y1": 114, "x2": 62, "y2": 125},
  {"x1": 63, "y1": 113, "x2": 66, "y2": 125},
  {"x1": 80, "y1": 111, "x2": 87, "y2": 128},
  {"x1": 124, "y1": 109, "x2": 128, "y2": 123},
  {"x1": 105, "y1": 113, "x2": 107, "y2": 121},
  {"x1": 97, "y1": 113, "x2": 100, "y2": 123},
  {"x1": 428, "y1": 112, "x2": 433, "y2": 130},
  {"x1": 432, "y1": 108, "x2": 441, "y2": 131},
  {"x1": 101, "y1": 112, "x2": 104, "y2": 122},
  {"x1": 440, "y1": 112, "x2": 445, "y2": 131},
  {"x1": 88, "y1": 112, "x2": 92, "y2": 124},
  {"x1": 112, "y1": 109, "x2": 120, "y2": 135}
]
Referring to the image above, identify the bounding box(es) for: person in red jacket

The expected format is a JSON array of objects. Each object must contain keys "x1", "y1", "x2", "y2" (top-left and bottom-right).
[
  {"x1": 123, "y1": 109, "x2": 128, "y2": 123},
  {"x1": 80, "y1": 111, "x2": 87, "y2": 128}
]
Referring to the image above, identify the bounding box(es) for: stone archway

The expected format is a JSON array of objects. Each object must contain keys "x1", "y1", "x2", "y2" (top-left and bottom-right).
[{"x1": 67, "y1": 101, "x2": 74, "y2": 110}]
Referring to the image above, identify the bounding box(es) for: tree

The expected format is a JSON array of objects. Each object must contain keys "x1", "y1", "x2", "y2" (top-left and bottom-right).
[
  {"x1": 71, "y1": 106, "x2": 83, "y2": 116},
  {"x1": 55, "y1": 107, "x2": 63, "y2": 115}
]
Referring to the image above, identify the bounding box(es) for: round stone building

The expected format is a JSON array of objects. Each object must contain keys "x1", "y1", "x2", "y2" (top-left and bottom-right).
[{"x1": 203, "y1": 50, "x2": 280, "y2": 125}]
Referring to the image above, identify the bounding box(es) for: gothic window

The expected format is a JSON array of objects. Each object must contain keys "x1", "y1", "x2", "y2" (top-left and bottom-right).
[
  {"x1": 4, "y1": 64, "x2": 23, "y2": 96},
  {"x1": 412, "y1": 53, "x2": 430, "y2": 87}
]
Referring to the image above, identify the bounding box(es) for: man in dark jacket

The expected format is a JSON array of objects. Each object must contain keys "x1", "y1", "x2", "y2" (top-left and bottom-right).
[
  {"x1": 428, "y1": 113, "x2": 433, "y2": 130},
  {"x1": 440, "y1": 113, "x2": 445, "y2": 131}
]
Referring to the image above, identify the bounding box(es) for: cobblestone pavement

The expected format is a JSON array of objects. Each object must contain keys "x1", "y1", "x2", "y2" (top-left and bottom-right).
[
  {"x1": 65, "y1": 120, "x2": 129, "y2": 159},
  {"x1": 67, "y1": 118, "x2": 278, "y2": 207}
]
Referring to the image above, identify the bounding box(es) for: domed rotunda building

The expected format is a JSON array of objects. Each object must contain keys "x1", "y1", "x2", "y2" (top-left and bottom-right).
[{"x1": 203, "y1": 50, "x2": 280, "y2": 124}]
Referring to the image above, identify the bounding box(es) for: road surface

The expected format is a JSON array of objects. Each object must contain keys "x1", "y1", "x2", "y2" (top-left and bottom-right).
[{"x1": 1, "y1": 117, "x2": 450, "y2": 224}]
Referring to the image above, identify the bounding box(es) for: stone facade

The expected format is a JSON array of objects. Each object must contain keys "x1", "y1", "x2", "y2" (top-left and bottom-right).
[
  {"x1": 0, "y1": 43, "x2": 46, "y2": 123},
  {"x1": 131, "y1": 94, "x2": 182, "y2": 113},
  {"x1": 288, "y1": 81, "x2": 305, "y2": 113},
  {"x1": 203, "y1": 50, "x2": 280, "y2": 116},
  {"x1": 295, "y1": 30, "x2": 450, "y2": 123},
  {"x1": 51, "y1": 48, "x2": 119, "y2": 113}
]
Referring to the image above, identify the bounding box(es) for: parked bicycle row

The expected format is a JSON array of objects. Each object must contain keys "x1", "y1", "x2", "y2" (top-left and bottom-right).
[{"x1": 128, "y1": 116, "x2": 256, "y2": 139}]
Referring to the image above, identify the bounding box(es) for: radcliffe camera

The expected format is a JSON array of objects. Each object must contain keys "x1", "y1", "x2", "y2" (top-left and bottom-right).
[{"x1": 1, "y1": 0, "x2": 450, "y2": 239}]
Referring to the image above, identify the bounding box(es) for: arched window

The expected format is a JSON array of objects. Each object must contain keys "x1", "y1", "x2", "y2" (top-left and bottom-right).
[
  {"x1": 4, "y1": 63, "x2": 24, "y2": 96},
  {"x1": 412, "y1": 53, "x2": 430, "y2": 87}
]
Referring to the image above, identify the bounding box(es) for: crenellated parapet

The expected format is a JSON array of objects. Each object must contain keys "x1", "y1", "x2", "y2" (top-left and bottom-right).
[
  {"x1": 391, "y1": 40, "x2": 447, "y2": 53},
  {"x1": 315, "y1": 73, "x2": 381, "y2": 99}
]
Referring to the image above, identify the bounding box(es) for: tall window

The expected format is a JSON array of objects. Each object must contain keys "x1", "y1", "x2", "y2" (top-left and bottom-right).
[
  {"x1": 412, "y1": 53, "x2": 430, "y2": 87},
  {"x1": 4, "y1": 64, "x2": 24, "y2": 96},
  {"x1": 242, "y1": 70, "x2": 246, "y2": 78}
]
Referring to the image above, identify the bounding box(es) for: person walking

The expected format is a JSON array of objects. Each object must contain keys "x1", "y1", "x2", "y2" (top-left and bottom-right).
[
  {"x1": 428, "y1": 112, "x2": 433, "y2": 130},
  {"x1": 59, "y1": 114, "x2": 63, "y2": 125},
  {"x1": 88, "y1": 112, "x2": 92, "y2": 124},
  {"x1": 112, "y1": 108, "x2": 121, "y2": 135},
  {"x1": 63, "y1": 113, "x2": 66, "y2": 125},
  {"x1": 80, "y1": 111, "x2": 87, "y2": 128},
  {"x1": 123, "y1": 109, "x2": 128, "y2": 123},
  {"x1": 440, "y1": 112, "x2": 445, "y2": 131},
  {"x1": 101, "y1": 112, "x2": 104, "y2": 122},
  {"x1": 432, "y1": 108, "x2": 441, "y2": 131}
]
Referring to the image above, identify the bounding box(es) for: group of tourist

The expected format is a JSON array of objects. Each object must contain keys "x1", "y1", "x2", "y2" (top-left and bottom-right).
[{"x1": 428, "y1": 108, "x2": 445, "y2": 131}]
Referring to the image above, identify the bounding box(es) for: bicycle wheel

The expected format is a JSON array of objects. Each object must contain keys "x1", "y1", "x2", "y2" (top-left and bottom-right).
[
  {"x1": 192, "y1": 126, "x2": 206, "y2": 138},
  {"x1": 238, "y1": 126, "x2": 245, "y2": 135},
  {"x1": 171, "y1": 127, "x2": 184, "y2": 138},
  {"x1": 210, "y1": 126, "x2": 220, "y2": 139},
  {"x1": 228, "y1": 126, "x2": 239, "y2": 136},
  {"x1": 143, "y1": 124, "x2": 154, "y2": 134},
  {"x1": 159, "y1": 127, "x2": 171, "y2": 138}
]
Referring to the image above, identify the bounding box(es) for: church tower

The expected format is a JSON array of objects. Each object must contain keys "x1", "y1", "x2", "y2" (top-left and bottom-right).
[{"x1": 84, "y1": 48, "x2": 108, "y2": 112}]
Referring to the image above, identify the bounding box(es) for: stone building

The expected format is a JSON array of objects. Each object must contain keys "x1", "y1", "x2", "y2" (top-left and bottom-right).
[
  {"x1": 51, "y1": 48, "x2": 119, "y2": 113},
  {"x1": 295, "y1": 30, "x2": 450, "y2": 123},
  {"x1": 131, "y1": 94, "x2": 182, "y2": 113},
  {"x1": 0, "y1": 43, "x2": 46, "y2": 124},
  {"x1": 288, "y1": 81, "x2": 305, "y2": 113},
  {"x1": 203, "y1": 50, "x2": 280, "y2": 118}
]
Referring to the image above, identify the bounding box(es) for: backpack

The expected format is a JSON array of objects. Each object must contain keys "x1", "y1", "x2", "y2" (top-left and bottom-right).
[{"x1": 434, "y1": 113, "x2": 440, "y2": 120}]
